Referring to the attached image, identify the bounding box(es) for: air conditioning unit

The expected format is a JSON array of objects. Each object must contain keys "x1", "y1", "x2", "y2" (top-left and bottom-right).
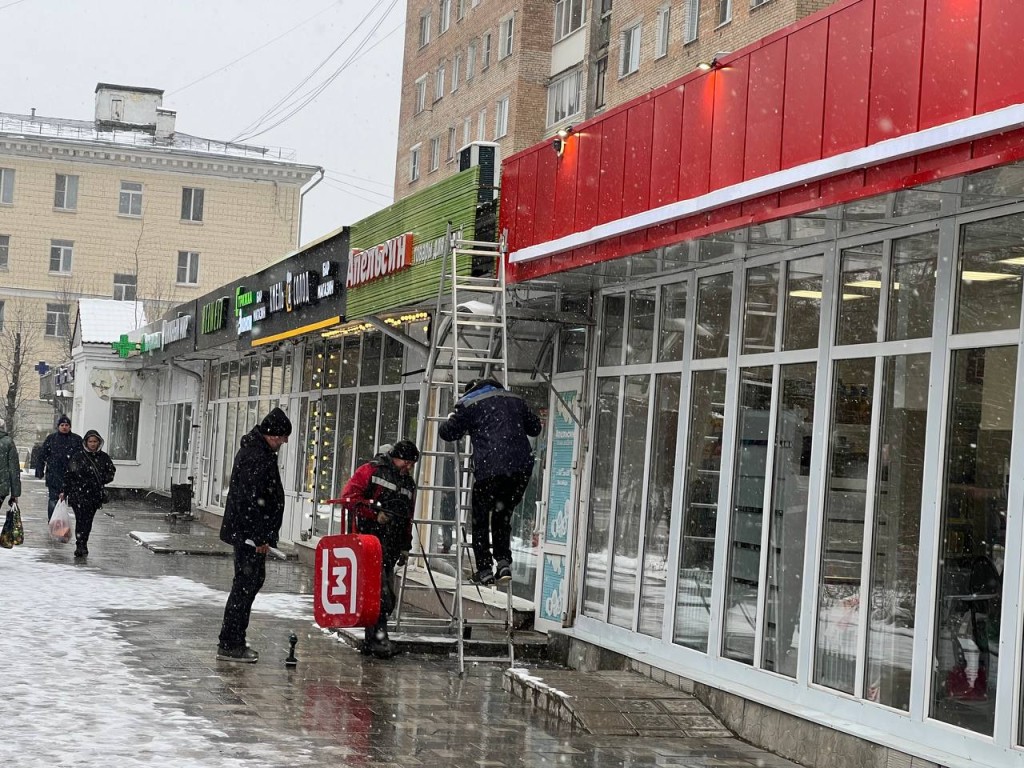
[{"x1": 458, "y1": 141, "x2": 500, "y2": 202}]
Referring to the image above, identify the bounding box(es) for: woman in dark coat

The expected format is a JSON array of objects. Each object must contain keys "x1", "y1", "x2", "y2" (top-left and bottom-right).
[{"x1": 62, "y1": 429, "x2": 116, "y2": 558}]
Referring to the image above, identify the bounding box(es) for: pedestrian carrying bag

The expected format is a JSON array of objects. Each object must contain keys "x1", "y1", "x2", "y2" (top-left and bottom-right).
[
  {"x1": 49, "y1": 500, "x2": 73, "y2": 544},
  {"x1": 0, "y1": 501, "x2": 21, "y2": 548},
  {"x1": 313, "y1": 502, "x2": 383, "y2": 629}
]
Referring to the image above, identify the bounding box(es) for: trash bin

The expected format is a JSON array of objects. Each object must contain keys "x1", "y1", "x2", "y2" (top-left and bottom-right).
[{"x1": 171, "y1": 483, "x2": 192, "y2": 514}]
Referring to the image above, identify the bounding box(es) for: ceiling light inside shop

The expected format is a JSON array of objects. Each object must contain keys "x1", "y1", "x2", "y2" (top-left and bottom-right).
[
  {"x1": 788, "y1": 290, "x2": 869, "y2": 301},
  {"x1": 961, "y1": 270, "x2": 1020, "y2": 282},
  {"x1": 845, "y1": 280, "x2": 901, "y2": 290},
  {"x1": 997, "y1": 256, "x2": 1024, "y2": 266}
]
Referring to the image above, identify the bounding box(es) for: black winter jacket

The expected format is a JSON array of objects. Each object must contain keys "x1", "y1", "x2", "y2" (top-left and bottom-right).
[
  {"x1": 219, "y1": 426, "x2": 286, "y2": 548},
  {"x1": 36, "y1": 430, "x2": 83, "y2": 491},
  {"x1": 438, "y1": 383, "x2": 542, "y2": 480},
  {"x1": 63, "y1": 448, "x2": 116, "y2": 511}
]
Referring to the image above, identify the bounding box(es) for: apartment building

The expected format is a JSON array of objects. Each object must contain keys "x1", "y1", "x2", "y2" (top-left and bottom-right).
[
  {"x1": 0, "y1": 83, "x2": 319, "y2": 443},
  {"x1": 395, "y1": 0, "x2": 837, "y2": 200}
]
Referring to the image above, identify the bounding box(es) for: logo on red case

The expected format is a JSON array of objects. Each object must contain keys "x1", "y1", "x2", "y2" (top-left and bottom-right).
[{"x1": 320, "y1": 546, "x2": 358, "y2": 616}]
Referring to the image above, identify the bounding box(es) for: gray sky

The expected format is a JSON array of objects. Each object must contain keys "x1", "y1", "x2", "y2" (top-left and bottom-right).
[{"x1": 1, "y1": 0, "x2": 406, "y2": 244}]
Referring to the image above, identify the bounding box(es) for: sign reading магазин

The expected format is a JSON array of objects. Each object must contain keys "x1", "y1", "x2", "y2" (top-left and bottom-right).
[{"x1": 346, "y1": 233, "x2": 413, "y2": 289}]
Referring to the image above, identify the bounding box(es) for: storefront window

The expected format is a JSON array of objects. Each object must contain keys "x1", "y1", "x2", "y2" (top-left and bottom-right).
[
  {"x1": 815, "y1": 357, "x2": 875, "y2": 694},
  {"x1": 954, "y1": 214, "x2": 1024, "y2": 334},
  {"x1": 355, "y1": 392, "x2": 379, "y2": 464},
  {"x1": 582, "y1": 377, "x2": 619, "y2": 618},
  {"x1": 382, "y1": 335, "x2": 405, "y2": 385},
  {"x1": 932, "y1": 346, "x2": 1013, "y2": 735},
  {"x1": 334, "y1": 393, "x2": 357, "y2": 495},
  {"x1": 783, "y1": 256, "x2": 823, "y2": 351},
  {"x1": 742, "y1": 266, "x2": 778, "y2": 354},
  {"x1": 625, "y1": 290, "x2": 655, "y2": 366},
  {"x1": 837, "y1": 242, "x2": 882, "y2": 346},
  {"x1": 403, "y1": 388, "x2": 420, "y2": 442},
  {"x1": 637, "y1": 373, "x2": 680, "y2": 637},
  {"x1": 658, "y1": 281, "x2": 687, "y2": 362},
  {"x1": 218, "y1": 363, "x2": 229, "y2": 398},
  {"x1": 695, "y1": 273, "x2": 731, "y2": 359},
  {"x1": 379, "y1": 391, "x2": 402, "y2": 445},
  {"x1": 228, "y1": 360, "x2": 241, "y2": 397},
  {"x1": 609, "y1": 375, "x2": 651, "y2": 628},
  {"x1": 887, "y1": 232, "x2": 938, "y2": 341},
  {"x1": 865, "y1": 353, "x2": 930, "y2": 711},
  {"x1": 673, "y1": 369, "x2": 727, "y2": 651},
  {"x1": 341, "y1": 336, "x2": 360, "y2": 387},
  {"x1": 108, "y1": 399, "x2": 141, "y2": 461},
  {"x1": 170, "y1": 403, "x2": 192, "y2": 465},
  {"x1": 325, "y1": 342, "x2": 342, "y2": 389},
  {"x1": 600, "y1": 294, "x2": 625, "y2": 366},
  {"x1": 761, "y1": 362, "x2": 816, "y2": 678},
  {"x1": 360, "y1": 332, "x2": 382, "y2": 387},
  {"x1": 317, "y1": 395, "x2": 339, "y2": 502}
]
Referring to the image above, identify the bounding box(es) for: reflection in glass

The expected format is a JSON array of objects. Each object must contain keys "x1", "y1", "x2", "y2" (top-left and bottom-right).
[
  {"x1": 609, "y1": 376, "x2": 651, "y2": 628},
  {"x1": 723, "y1": 366, "x2": 773, "y2": 663},
  {"x1": 892, "y1": 183, "x2": 943, "y2": 218},
  {"x1": 600, "y1": 294, "x2": 626, "y2": 366},
  {"x1": 837, "y1": 242, "x2": 882, "y2": 345},
  {"x1": 695, "y1": 273, "x2": 732, "y2": 359},
  {"x1": 316, "y1": 393, "x2": 339, "y2": 508},
  {"x1": 742, "y1": 265, "x2": 779, "y2": 354},
  {"x1": 658, "y1": 281, "x2": 687, "y2": 362},
  {"x1": 626, "y1": 290, "x2": 656, "y2": 365},
  {"x1": 761, "y1": 363, "x2": 816, "y2": 677},
  {"x1": 887, "y1": 232, "x2": 938, "y2": 341},
  {"x1": 334, "y1": 393, "x2": 356, "y2": 496},
  {"x1": 933, "y1": 347, "x2": 1013, "y2": 736},
  {"x1": 582, "y1": 378, "x2": 620, "y2": 618},
  {"x1": 961, "y1": 164, "x2": 1024, "y2": 209},
  {"x1": 783, "y1": 256, "x2": 823, "y2": 351},
  {"x1": 638, "y1": 373, "x2": 681, "y2": 637},
  {"x1": 379, "y1": 391, "x2": 401, "y2": 446},
  {"x1": 865, "y1": 354, "x2": 930, "y2": 710},
  {"x1": 403, "y1": 388, "x2": 420, "y2": 441},
  {"x1": 954, "y1": 214, "x2": 1024, "y2": 334},
  {"x1": 360, "y1": 332, "x2": 382, "y2": 386},
  {"x1": 341, "y1": 336, "x2": 360, "y2": 387},
  {"x1": 815, "y1": 357, "x2": 875, "y2": 694},
  {"x1": 673, "y1": 369, "x2": 727, "y2": 651},
  {"x1": 382, "y1": 335, "x2": 405, "y2": 385},
  {"x1": 355, "y1": 392, "x2": 378, "y2": 466}
]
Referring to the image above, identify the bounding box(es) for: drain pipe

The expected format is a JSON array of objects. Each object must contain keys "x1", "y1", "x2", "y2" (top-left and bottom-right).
[
  {"x1": 170, "y1": 361, "x2": 206, "y2": 513},
  {"x1": 297, "y1": 167, "x2": 325, "y2": 247}
]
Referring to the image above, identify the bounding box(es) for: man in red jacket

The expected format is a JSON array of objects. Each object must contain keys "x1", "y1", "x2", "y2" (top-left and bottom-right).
[{"x1": 339, "y1": 440, "x2": 419, "y2": 658}]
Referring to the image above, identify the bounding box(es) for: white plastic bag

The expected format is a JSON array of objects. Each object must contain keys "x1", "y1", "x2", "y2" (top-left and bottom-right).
[{"x1": 49, "y1": 500, "x2": 73, "y2": 544}]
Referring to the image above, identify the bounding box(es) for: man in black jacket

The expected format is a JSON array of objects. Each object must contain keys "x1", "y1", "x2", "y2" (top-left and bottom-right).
[
  {"x1": 216, "y1": 407, "x2": 290, "y2": 663},
  {"x1": 36, "y1": 414, "x2": 82, "y2": 520},
  {"x1": 439, "y1": 378, "x2": 542, "y2": 585}
]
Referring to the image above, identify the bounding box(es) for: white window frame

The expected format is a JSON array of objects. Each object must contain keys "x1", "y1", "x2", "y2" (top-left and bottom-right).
[
  {"x1": 477, "y1": 108, "x2": 487, "y2": 141},
  {"x1": 181, "y1": 187, "x2": 204, "y2": 222},
  {"x1": 439, "y1": 0, "x2": 451, "y2": 33},
  {"x1": 419, "y1": 10, "x2": 432, "y2": 47},
  {"x1": 554, "y1": 0, "x2": 586, "y2": 42},
  {"x1": 45, "y1": 303, "x2": 70, "y2": 338},
  {"x1": 430, "y1": 136, "x2": 441, "y2": 171},
  {"x1": 410, "y1": 144, "x2": 422, "y2": 182},
  {"x1": 0, "y1": 234, "x2": 9, "y2": 270},
  {"x1": 452, "y1": 52, "x2": 462, "y2": 92},
  {"x1": 467, "y1": 42, "x2": 477, "y2": 79},
  {"x1": 547, "y1": 69, "x2": 583, "y2": 127},
  {"x1": 49, "y1": 239, "x2": 73, "y2": 274},
  {"x1": 119, "y1": 180, "x2": 143, "y2": 216},
  {"x1": 683, "y1": 0, "x2": 700, "y2": 43},
  {"x1": 0, "y1": 168, "x2": 13, "y2": 205},
  {"x1": 499, "y1": 15, "x2": 514, "y2": 60},
  {"x1": 457, "y1": 0, "x2": 467, "y2": 21},
  {"x1": 620, "y1": 22, "x2": 641, "y2": 77},
  {"x1": 113, "y1": 273, "x2": 137, "y2": 301},
  {"x1": 463, "y1": 116, "x2": 472, "y2": 145},
  {"x1": 495, "y1": 96, "x2": 509, "y2": 139},
  {"x1": 447, "y1": 126, "x2": 458, "y2": 161},
  {"x1": 751, "y1": 0, "x2": 771, "y2": 7},
  {"x1": 435, "y1": 61, "x2": 446, "y2": 102},
  {"x1": 54, "y1": 174, "x2": 79, "y2": 211},
  {"x1": 177, "y1": 250, "x2": 200, "y2": 285},
  {"x1": 717, "y1": 0, "x2": 732, "y2": 26},
  {"x1": 415, "y1": 75, "x2": 428, "y2": 113},
  {"x1": 483, "y1": 33, "x2": 492, "y2": 69},
  {"x1": 655, "y1": 5, "x2": 672, "y2": 58}
]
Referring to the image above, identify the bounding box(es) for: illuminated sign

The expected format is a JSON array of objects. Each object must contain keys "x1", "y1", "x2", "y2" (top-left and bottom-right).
[
  {"x1": 201, "y1": 297, "x2": 229, "y2": 334},
  {"x1": 346, "y1": 233, "x2": 413, "y2": 289},
  {"x1": 236, "y1": 261, "x2": 338, "y2": 336},
  {"x1": 162, "y1": 315, "x2": 191, "y2": 345}
]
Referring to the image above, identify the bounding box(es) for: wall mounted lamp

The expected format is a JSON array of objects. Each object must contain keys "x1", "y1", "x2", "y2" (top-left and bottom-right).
[
  {"x1": 552, "y1": 125, "x2": 575, "y2": 156},
  {"x1": 696, "y1": 51, "x2": 731, "y2": 72}
]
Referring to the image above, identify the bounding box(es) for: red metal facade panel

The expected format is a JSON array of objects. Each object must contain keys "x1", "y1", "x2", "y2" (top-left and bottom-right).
[
  {"x1": 780, "y1": 20, "x2": 829, "y2": 168},
  {"x1": 597, "y1": 111, "x2": 628, "y2": 225},
  {"x1": 918, "y1": 0, "x2": 980, "y2": 129},
  {"x1": 531, "y1": 146, "x2": 558, "y2": 245},
  {"x1": 744, "y1": 40, "x2": 787, "y2": 180},
  {"x1": 822, "y1": 0, "x2": 873, "y2": 156},
  {"x1": 501, "y1": 159, "x2": 520, "y2": 249},
  {"x1": 650, "y1": 87, "x2": 685, "y2": 206},
  {"x1": 514, "y1": 151, "x2": 538, "y2": 249},
  {"x1": 976, "y1": 0, "x2": 1024, "y2": 113},
  {"x1": 551, "y1": 137, "x2": 580, "y2": 240},
  {"x1": 867, "y1": 0, "x2": 924, "y2": 144},
  {"x1": 574, "y1": 128, "x2": 602, "y2": 234},
  {"x1": 621, "y1": 100, "x2": 656, "y2": 253},
  {"x1": 678, "y1": 77, "x2": 716, "y2": 200},
  {"x1": 710, "y1": 58, "x2": 750, "y2": 188}
]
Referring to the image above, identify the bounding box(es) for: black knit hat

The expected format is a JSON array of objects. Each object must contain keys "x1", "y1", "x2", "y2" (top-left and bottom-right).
[
  {"x1": 258, "y1": 407, "x2": 292, "y2": 437},
  {"x1": 57, "y1": 414, "x2": 71, "y2": 427},
  {"x1": 389, "y1": 439, "x2": 420, "y2": 462}
]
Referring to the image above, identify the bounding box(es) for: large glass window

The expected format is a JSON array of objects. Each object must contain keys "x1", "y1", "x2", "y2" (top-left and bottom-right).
[
  {"x1": 887, "y1": 232, "x2": 938, "y2": 341},
  {"x1": 932, "y1": 346, "x2": 1014, "y2": 735},
  {"x1": 658, "y1": 282, "x2": 687, "y2": 361},
  {"x1": 674, "y1": 369, "x2": 727, "y2": 651},
  {"x1": 742, "y1": 265, "x2": 779, "y2": 354},
  {"x1": 626, "y1": 289, "x2": 655, "y2": 365},
  {"x1": 582, "y1": 378, "x2": 620, "y2": 618},
  {"x1": 783, "y1": 256, "x2": 823, "y2": 351},
  {"x1": 695, "y1": 272, "x2": 732, "y2": 359},
  {"x1": 109, "y1": 399, "x2": 141, "y2": 461},
  {"x1": 599, "y1": 294, "x2": 625, "y2": 366},
  {"x1": 837, "y1": 243, "x2": 882, "y2": 345},
  {"x1": 955, "y1": 214, "x2": 1024, "y2": 334}
]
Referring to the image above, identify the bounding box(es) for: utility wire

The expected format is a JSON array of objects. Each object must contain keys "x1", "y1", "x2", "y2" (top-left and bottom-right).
[
  {"x1": 232, "y1": 0, "x2": 391, "y2": 141},
  {"x1": 167, "y1": 0, "x2": 343, "y2": 97},
  {"x1": 0, "y1": 0, "x2": 33, "y2": 12},
  {"x1": 321, "y1": 176, "x2": 392, "y2": 202}
]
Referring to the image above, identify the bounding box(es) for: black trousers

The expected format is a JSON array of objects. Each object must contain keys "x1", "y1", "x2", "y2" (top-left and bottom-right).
[
  {"x1": 218, "y1": 544, "x2": 267, "y2": 650},
  {"x1": 471, "y1": 469, "x2": 532, "y2": 571},
  {"x1": 356, "y1": 517, "x2": 399, "y2": 636},
  {"x1": 75, "y1": 505, "x2": 98, "y2": 547}
]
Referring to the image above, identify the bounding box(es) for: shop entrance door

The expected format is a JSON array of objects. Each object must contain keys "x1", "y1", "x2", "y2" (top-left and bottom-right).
[{"x1": 534, "y1": 375, "x2": 584, "y2": 632}]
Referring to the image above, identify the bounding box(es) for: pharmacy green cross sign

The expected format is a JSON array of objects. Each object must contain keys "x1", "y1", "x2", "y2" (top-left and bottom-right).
[{"x1": 111, "y1": 334, "x2": 139, "y2": 359}]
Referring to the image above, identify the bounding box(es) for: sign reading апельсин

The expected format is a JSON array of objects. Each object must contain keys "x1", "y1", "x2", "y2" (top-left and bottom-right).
[{"x1": 346, "y1": 233, "x2": 413, "y2": 289}]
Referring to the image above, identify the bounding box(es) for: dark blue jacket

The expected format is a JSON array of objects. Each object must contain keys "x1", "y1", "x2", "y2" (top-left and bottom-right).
[
  {"x1": 219, "y1": 427, "x2": 285, "y2": 547},
  {"x1": 35, "y1": 430, "x2": 83, "y2": 492},
  {"x1": 438, "y1": 383, "x2": 542, "y2": 480}
]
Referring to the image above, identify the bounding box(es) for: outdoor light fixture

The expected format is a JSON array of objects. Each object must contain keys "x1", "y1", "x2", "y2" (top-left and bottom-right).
[
  {"x1": 552, "y1": 125, "x2": 575, "y2": 157},
  {"x1": 696, "y1": 51, "x2": 731, "y2": 72}
]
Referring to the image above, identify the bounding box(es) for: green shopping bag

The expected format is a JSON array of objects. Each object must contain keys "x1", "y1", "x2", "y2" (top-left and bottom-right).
[{"x1": 0, "y1": 508, "x2": 14, "y2": 549}]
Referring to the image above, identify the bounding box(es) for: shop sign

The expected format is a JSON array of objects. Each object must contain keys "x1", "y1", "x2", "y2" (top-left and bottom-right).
[
  {"x1": 141, "y1": 331, "x2": 163, "y2": 353},
  {"x1": 201, "y1": 297, "x2": 229, "y2": 334},
  {"x1": 412, "y1": 228, "x2": 460, "y2": 265},
  {"x1": 162, "y1": 315, "x2": 191, "y2": 345},
  {"x1": 347, "y1": 233, "x2": 413, "y2": 289},
  {"x1": 236, "y1": 260, "x2": 340, "y2": 336}
]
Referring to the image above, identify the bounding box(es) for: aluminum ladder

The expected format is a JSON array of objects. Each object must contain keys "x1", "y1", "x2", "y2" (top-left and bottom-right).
[{"x1": 394, "y1": 226, "x2": 515, "y2": 674}]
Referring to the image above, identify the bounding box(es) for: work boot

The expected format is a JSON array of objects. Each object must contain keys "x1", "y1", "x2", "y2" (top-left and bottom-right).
[
  {"x1": 216, "y1": 645, "x2": 259, "y2": 663},
  {"x1": 495, "y1": 560, "x2": 512, "y2": 584},
  {"x1": 470, "y1": 568, "x2": 495, "y2": 586},
  {"x1": 364, "y1": 624, "x2": 394, "y2": 659}
]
